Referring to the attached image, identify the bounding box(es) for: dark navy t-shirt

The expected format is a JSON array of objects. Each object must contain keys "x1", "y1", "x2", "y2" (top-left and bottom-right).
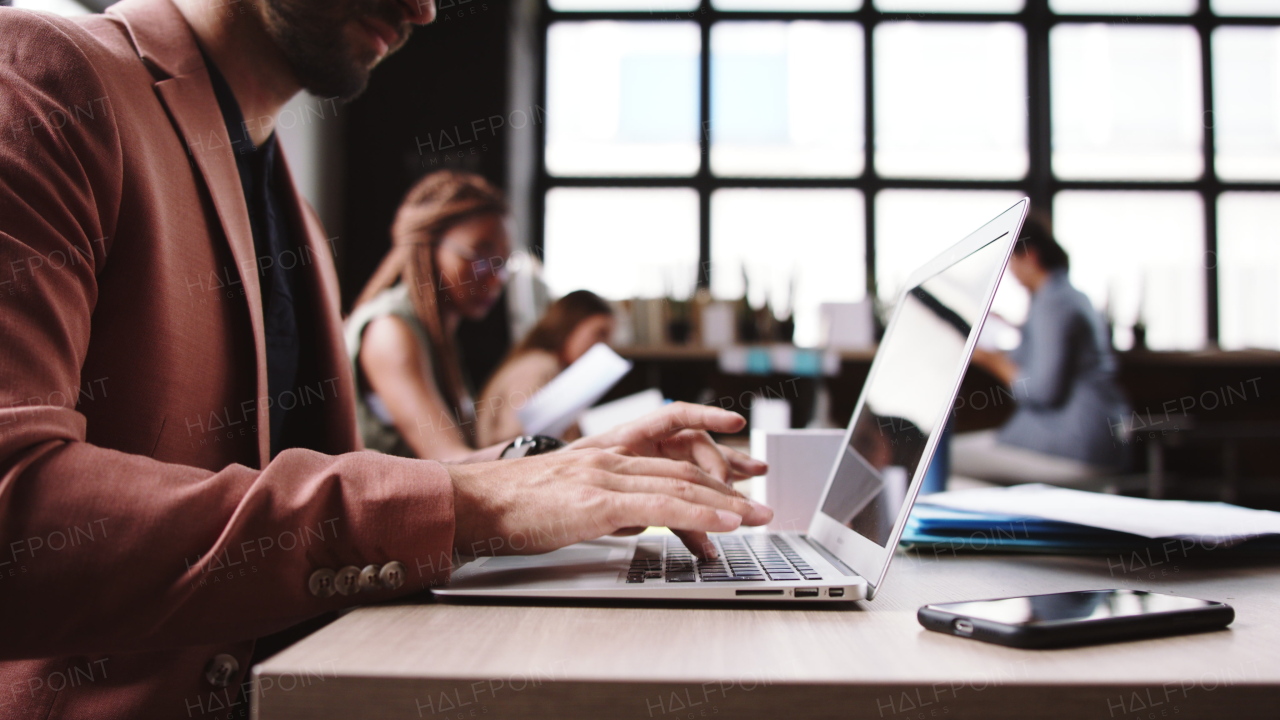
[{"x1": 206, "y1": 59, "x2": 303, "y2": 459}]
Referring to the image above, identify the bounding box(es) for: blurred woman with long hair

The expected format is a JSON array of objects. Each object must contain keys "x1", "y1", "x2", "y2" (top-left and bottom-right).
[
  {"x1": 475, "y1": 290, "x2": 616, "y2": 447},
  {"x1": 345, "y1": 171, "x2": 510, "y2": 460}
]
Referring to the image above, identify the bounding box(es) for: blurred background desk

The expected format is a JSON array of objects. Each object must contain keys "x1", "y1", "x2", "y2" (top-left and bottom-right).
[
  {"x1": 254, "y1": 552, "x2": 1280, "y2": 720},
  {"x1": 610, "y1": 347, "x2": 1280, "y2": 507}
]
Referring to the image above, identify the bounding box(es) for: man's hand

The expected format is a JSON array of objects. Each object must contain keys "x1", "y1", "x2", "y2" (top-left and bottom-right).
[
  {"x1": 566, "y1": 402, "x2": 767, "y2": 484},
  {"x1": 447, "y1": 448, "x2": 773, "y2": 561}
]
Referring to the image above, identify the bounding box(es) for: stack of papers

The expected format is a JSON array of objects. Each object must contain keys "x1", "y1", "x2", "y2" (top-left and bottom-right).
[
  {"x1": 579, "y1": 389, "x2": 666, "y2": 437},
  {"x1": 516, "y1": 344, "x2": 633, "y2": 438},
  {"x1": 903, "y1": 484, "x2": 1280, "y2": 555}
]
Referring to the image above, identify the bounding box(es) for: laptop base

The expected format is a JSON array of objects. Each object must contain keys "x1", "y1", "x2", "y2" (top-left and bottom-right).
[{"x1": 432, "y1": 535, "x2": 867, "y2": 603}]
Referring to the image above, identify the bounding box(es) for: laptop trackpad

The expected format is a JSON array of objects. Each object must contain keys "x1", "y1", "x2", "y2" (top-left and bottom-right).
[{"x1": 447, "y1": 539, "x2": 630, "y2": 590}]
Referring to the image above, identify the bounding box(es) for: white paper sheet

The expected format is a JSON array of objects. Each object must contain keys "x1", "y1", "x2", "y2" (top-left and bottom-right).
[
  {"x1": 579, "y1": 389, "x2": 665, "y2": 437},
  {"x1": 918, "y1": 484, "x2": 1280, "y2": 543},
  {"x1": 516, "y1": 343, "x2": 633, "y2": 438}
]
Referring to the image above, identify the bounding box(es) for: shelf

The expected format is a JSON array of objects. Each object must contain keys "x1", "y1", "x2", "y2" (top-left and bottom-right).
[
  {"x1": 615, "y1": 344, "x2": 878, "y2": 363},
  {"x1": 615, "y1": 345, "x2": 1280, "y2": 367}
]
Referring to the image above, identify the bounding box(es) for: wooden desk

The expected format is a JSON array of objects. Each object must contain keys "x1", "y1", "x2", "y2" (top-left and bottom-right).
[{"x1": 253, "y1": 551, "x2": 1279, "y2": 719}]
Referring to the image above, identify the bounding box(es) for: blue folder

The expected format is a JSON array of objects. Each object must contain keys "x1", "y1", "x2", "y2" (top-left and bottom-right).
[{"x1": 901, "y1": 503, "x2": 1280, "y2": 555}]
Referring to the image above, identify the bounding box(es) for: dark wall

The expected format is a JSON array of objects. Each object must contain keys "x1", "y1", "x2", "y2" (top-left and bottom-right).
[{"x1": 340, "y1": 2, "x2": 515, "y2": 386}]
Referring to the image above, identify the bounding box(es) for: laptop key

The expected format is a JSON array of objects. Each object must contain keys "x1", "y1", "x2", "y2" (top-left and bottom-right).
[{"x1": 666, "y1": 573, "x2": 696, "y2": 582}]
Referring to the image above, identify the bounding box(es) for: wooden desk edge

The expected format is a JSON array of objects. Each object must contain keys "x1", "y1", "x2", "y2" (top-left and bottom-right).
[{"x1": 251, "y1": 673, "x2": 1276, "y2": 720}]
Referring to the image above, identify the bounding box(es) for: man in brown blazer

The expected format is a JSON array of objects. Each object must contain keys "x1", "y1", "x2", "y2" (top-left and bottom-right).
[{"x1": 0, "y1": 0, "x2": 771, "y2": 717}]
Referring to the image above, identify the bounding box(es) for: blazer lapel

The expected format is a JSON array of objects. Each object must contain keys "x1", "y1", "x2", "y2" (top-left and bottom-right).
[{"x1": 110, "y1": 0, "x2": 271, "y2": 466}]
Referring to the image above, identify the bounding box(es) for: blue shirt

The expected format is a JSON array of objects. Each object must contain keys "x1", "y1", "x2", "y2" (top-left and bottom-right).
[{"x1": 1000, "y1": 270, "x2": 1130, "y2": 468}]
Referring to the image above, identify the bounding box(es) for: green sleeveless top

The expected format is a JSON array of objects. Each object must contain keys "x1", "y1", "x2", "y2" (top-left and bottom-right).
[{"x1": 344, "y1": 285, "x2": 474, "y2": 457}]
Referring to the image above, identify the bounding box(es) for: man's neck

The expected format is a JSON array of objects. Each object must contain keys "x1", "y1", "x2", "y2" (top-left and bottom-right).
[{"x1": 173, "y1": 0, "x2": 300, "y2": 147}]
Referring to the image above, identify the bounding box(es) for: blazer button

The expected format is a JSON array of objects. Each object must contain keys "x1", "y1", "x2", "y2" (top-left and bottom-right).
[
  {"x1": 204, "y1": 654, "x2": 240, "y2": 688},
  {"x1": 334, "y1": 566, "x2": 361, "y2": 596},
  {"x1": 379, "y1": 561, "x2": 406, "y2": 590},
  {"x1": 308, "y1": 568, "x2": 337, "y2": 598},
  {"x1": 357, "y1": 565, "x2": 381, "y2": 592}
]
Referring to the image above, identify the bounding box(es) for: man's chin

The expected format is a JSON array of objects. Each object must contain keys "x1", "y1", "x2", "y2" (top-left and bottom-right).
[{"x1": 298, "y1": 62, "x2": 371, "y2": 102}]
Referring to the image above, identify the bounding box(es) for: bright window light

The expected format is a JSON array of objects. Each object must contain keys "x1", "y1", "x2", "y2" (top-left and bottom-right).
[{"x1": 543, "y1": 188, "x2": 700, "y2": 300}]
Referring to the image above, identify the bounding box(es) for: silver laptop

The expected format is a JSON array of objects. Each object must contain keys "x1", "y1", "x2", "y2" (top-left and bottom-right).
[{"x1": 435, "y1": 199, "x2": 1028, "y2": 603}]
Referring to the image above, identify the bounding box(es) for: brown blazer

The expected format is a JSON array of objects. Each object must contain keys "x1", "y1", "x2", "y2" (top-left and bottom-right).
[{"x1": 0, "y1": 1, "x2": 455, "y2": 717}]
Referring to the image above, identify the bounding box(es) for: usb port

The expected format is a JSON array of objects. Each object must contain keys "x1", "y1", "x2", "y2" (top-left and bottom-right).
[
  {"x1": 795, "y1": 588, "x2": 819, "y2": 598},
  {"x1": 828, "y1": 588, "x2": 845, "y2": 598}
]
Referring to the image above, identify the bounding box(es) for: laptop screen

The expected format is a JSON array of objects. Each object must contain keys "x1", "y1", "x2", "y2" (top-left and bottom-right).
[{"x1": 818, "y1": 232, "x2": 1012, "y2": 546}]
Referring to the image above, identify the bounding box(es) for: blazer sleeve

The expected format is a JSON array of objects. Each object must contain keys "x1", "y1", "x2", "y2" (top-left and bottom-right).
[{"x1": 0, "y1": 11, "x2": 456, "y2": 661}]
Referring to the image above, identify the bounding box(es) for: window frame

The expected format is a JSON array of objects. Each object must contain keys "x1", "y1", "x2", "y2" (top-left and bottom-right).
[{"x1": 532, "y1": 0, "x2": 1280, "y2": 345}]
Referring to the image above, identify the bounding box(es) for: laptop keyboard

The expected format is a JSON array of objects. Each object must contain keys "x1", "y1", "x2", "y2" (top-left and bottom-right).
[{"x1": 625, "y1": 535, "x2": 822, "y2": 583}]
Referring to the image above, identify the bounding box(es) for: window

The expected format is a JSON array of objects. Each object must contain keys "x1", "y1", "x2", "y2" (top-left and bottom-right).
[
  {"x1": 711, "y1": 21, "x2": 864, "y2": 177},
  {"x1": 1050, "y1": 24, "x2": 1203, "y2": 180},
  {"x1": 545, "y1": 22, "x2": 701, "y2": 176},
  {"x1": 875, "y1": 22, "x2": 1028, "y2": 179},
  {"x1": 543, "y1": 188, "x2": 700, "y2": 300},
  {"x1": 1050, "y1": 0, "x2": 1196, "y2": 15},
  {"x1": 711, "y1": 189, "x2": 866, "y2": 346},
  {"x1": 535, "y1": 1, "x2": 1280, "y2": 350},
  {"x1": 875, "y1": 190, "x2": 1030, "y2": 322},
  {"x1": 1054, "y1": 191, "x2": 1206, "y2": 350},
  {"x1": 1217, "y1": 193, "x2": 1280, "y2": 350},
  {"x1": 1212, "y1": 26, "x2": 1280, "y2": 181}
]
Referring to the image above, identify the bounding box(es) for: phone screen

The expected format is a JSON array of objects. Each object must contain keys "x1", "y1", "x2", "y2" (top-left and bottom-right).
[{"x1": 932, "y1": 589, "x2": 1221, "y2": 626}]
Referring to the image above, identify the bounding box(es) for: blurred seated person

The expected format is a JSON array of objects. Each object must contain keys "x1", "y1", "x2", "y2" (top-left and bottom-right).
[
  {"x1": 345, "y1": 171, "x2": 510, "y2": 460},
  {"x1": 476, "y1": 290, "x2": 616, "y2": 447},
  {"x1": 955, "y1": 212, "x2": 1130, "y2": 485}
]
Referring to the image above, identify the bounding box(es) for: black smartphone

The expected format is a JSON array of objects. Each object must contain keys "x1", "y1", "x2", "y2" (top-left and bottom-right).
[{"x1": 918, "y1": 589, "x2": 1234, "y2": 649}]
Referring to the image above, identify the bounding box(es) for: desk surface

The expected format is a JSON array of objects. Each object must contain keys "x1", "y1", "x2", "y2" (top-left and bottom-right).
[{"x1": 254, "y1": 551, "x2": 1280, "y2": 720}]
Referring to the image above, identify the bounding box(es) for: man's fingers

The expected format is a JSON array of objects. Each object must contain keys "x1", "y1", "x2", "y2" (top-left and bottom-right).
[
  {"x1": 603, "y1": 454, "x2": 773, "y2": 524},
  {"x1": 604, "y1": 492, "x2": 745, "y2": 537},
  {"x1": 605, "y1": 455, "x2": 741, "y2": 497},
  {"x1": 668, "y1": 429, "x2": 732, "y2": 484},
  {"x1": 647, "y1": 428, "x2": 766, "y2": 484},
  {"x1": 601, "y1": 473, "x2": 771, "y2": 526},
  {"x1": 629, "y1": 402, "x2": 747, "y2": 445},
  {"x1": 673, "y1": 530, "x2": 718, "y2": 561},
  {"x1": 723, "y1": 445, "x2": 768, "y2": 481}
]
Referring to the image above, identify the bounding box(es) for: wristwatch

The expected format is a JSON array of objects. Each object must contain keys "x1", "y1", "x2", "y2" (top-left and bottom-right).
[{"x1": 500, "y1": 435, "x2": 567, "y2": 459}]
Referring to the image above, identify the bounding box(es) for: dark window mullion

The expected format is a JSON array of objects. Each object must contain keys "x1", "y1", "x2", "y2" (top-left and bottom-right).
[
  {"x1": 1027, "y1": 0, "x2": 1054, "y2": 220},
  {"x1": 543, "y1": 10, "x2": 1024, "y2": 22},
  {"x1": 533, "y1": 4, "x2": 552, "y2": 263},
  {"x1": 698, "y1": 0, "x2": 714, "y2": 290},
  {"x1": 863, "y1": 8, "x2": 879, "y2": 301},
  {"x1": 540, "y1": 176, "x2": 1270, "y2": 191},
  {"x1": 1199, "y1": 0, "x2": 1221, "y2": 344}
]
